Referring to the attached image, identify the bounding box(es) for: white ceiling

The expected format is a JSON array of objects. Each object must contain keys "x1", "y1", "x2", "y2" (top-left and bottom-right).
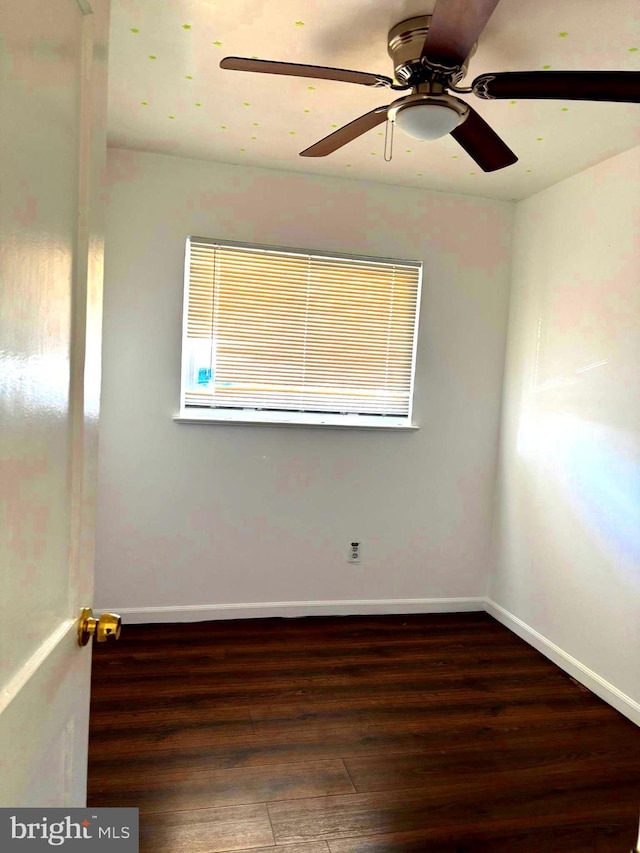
[{"x1": 107, "y1": 0, "x2": 640, "y2": 200}]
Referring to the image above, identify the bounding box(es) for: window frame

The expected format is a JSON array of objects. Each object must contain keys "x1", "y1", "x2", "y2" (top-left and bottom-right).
[{"x1": 176, "y1": 237, "x2": 423, "y2": 430}]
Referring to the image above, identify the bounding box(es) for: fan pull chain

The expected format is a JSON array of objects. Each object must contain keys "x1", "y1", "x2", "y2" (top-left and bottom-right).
[{"x1": 384, "y1": 118, "x2": 394, "y2": 162}]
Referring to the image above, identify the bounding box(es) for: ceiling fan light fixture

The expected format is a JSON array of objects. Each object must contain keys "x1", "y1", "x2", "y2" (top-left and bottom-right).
[
  {"x1": 389, "y1": 93, "x2": 469, "y2": 141},
  {"x1": 395, "y1": 102, "x2": 463, "y2": 140}
]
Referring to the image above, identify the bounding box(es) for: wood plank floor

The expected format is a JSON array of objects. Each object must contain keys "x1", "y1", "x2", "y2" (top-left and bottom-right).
[{"x1": 88, "y1": 612, "x2": 640, "y2": 852}]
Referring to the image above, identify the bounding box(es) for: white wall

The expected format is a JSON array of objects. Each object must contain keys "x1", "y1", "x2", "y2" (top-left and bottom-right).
[
  {"x1": 488, "y1": 146, "x2": 640, "y2": 719},
  {"x1": 95, "y1": 149, "x2": 513, "y2": 619}
]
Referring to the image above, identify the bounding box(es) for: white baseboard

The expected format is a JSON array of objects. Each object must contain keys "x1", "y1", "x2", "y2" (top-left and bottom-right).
[
  {"x1": 96, "y1": 594, "x2": 639, "y2": 727},
  {"x1": 485, "y1": 598, "x2": 640, "y2": 727},
  {"x1": 101, "y1": 597, "x2": 485, "y2": 624}
]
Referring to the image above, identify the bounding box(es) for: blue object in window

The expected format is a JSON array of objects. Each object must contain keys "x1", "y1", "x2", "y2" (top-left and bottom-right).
[{"x1": 197, "y1": 367, "x2": 212, "y2": 386}]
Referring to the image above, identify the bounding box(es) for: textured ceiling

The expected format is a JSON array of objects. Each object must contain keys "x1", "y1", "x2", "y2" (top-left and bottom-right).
[{"x1": 107, "y1": 0, "x2": 640, "y2": 200}]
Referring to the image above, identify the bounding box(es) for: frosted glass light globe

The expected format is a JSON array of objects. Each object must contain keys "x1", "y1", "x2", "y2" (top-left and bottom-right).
[{"x1": 394, "y1": 103, "x2": 464, "y2": 140}]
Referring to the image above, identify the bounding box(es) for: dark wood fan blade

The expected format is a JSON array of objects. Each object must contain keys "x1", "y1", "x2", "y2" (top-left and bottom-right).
[
  {"x1": 220, "y1": 57, "x2": 393, "y2": 88},
  {"x1": 450, "y1": 105, "x2": 517, "y2": 171},
  {"x1": 300, "y1": 107, "x2": 390, "y2": 157},
  {"x1": 422, "y1": 0, "x2": 501, "y2": 68},
  {"x1": 473, "y1": 71, "x2": 640, "y2": 102}
]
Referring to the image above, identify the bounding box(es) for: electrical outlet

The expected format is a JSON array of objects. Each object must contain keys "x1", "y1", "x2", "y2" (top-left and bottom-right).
[{"x1": 348, "y1": 541, "x2": 361, "y2": 563}]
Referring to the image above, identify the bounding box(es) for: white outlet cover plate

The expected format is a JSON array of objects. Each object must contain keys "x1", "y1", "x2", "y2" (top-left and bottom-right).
[{"x1": 348, "y1": 542, "x2": 361, "y2": 563}]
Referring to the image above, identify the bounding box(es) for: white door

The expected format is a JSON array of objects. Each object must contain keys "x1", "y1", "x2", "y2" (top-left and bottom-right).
[{"x1": 0, "y1": 0, "x2": 110, "y2": 806}]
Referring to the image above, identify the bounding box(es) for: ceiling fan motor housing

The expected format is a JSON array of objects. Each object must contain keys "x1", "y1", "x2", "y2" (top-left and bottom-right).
[{"x1": 387, "y1": 16, "x2": 475, "y2": 86}]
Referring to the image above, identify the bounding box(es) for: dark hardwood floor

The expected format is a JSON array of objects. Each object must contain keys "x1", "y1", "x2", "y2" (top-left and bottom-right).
[{"x1": 88, "y1": 612, "x2": 640, "y2": 852}]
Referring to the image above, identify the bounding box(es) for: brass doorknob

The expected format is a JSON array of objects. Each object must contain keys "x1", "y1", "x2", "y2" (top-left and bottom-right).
[{"x1": 78, "y1": 607, "x2": 122, "y2": 646}]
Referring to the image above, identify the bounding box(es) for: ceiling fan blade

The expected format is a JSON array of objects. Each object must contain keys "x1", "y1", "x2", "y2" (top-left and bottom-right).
[
  {"x1": 220, "y1": 57, "x2": 394, "y2": 88},
  {"x1": 300, "y1": 107, "x2": 390, "y2": 157},
  {"x1": 472, "y1": 71, "x2": 640, "y2": 103},
  {"x1": 421, "y1": 0, "x2": 501, "y2": 68},
  {"x1": 451, "y1": 105, "x2": 517, "y2": 171}
]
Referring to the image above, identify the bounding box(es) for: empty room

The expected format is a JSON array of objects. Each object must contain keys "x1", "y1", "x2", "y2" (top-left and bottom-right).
[{"x1": 2, "y1": 1, "x2": 639, "y2": 851}]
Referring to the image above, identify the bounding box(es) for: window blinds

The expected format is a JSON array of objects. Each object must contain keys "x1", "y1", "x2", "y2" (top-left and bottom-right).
[{"x1": 182, "y1": 239, "x2": 421, "y2": 419}]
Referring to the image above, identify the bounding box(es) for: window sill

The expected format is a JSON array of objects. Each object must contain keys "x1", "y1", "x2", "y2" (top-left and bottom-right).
[{"x1": 174, "y1": 410, "x2": 419, "y2": 430}]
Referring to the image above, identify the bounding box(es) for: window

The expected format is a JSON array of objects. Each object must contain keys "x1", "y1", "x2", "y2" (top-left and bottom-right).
[{"x1": 178, "y1": 238, "x2": 422, "y2": 428}]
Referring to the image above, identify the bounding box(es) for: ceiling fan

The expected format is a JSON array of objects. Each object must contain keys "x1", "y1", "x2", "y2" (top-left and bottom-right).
[{"x1": 220, "y1": 0, "x2": 640, "y2": 172}]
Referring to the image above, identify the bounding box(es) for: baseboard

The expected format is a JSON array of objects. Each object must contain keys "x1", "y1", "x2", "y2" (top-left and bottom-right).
[
  {"x1": 485, "y1": 598, "x2": 640, "y2": 727},
  {"x1": 97, "y1": 594, "x2": 639, "y2": 726},
  {"x1": 101, "y1": 597, "x2": 485, "y2": 624}
]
